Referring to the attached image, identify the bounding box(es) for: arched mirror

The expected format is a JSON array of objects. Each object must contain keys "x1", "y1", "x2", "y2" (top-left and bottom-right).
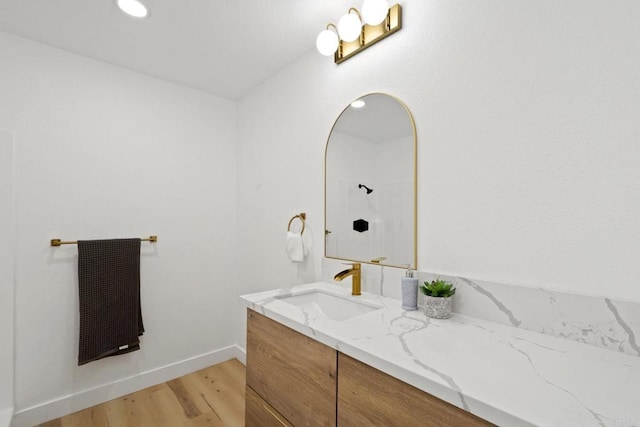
[{"x1": 325, "y1": 93, "x2": 417, "y2": 269}]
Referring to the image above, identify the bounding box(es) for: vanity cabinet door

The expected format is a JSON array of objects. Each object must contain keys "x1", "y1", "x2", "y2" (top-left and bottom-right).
[
  {"x1": 246, "y1": 310, "x2": 337, "y2": 426},
  {"x1": 337, "y1": 353, "x2": 493, "y2": 427},
  {"x1": 246, "y1": 385, "x2": 293, "y2": 427}
]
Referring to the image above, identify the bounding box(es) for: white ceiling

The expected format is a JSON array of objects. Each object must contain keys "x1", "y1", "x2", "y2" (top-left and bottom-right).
[{"x1": 0, "y1": 0, "x2": 348, "y2": 99}]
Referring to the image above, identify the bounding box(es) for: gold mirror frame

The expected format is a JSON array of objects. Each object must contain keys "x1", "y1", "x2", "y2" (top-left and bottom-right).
[{"x1": 324, "y1": 93, "x2": 417, "y2": 269}]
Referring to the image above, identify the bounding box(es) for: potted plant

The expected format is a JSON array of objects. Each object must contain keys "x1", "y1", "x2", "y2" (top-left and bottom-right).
[{"x1": 419, "y1": 279, "x2": 456, "y2": 319}]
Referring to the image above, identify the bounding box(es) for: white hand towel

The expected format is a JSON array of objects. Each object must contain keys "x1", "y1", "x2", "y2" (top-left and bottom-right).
[
  {"x1": 286, "y1": 231, "x2": 304, "y2": 262},
  {"x1": 302, "y1": 232, "x2": 311, "y2": 256}
]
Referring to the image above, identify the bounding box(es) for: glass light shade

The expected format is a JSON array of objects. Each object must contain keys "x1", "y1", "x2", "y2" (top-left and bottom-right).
[
  {"x1": 337, "y1": 12, "x2": 362, "y2": 42},
  {"x1": 362, "y1": 0, "x2": 389, "y2": 25},
  {"x1": 316, "y1": 29, "x2": 339, "y2": 56},
  {"x1": 116, "y1": 0, "x2": 149, "y2": 18}
]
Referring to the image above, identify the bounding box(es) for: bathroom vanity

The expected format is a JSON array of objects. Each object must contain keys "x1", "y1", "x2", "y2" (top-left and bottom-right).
[
  {"x1": 337, "y1": 353, "x2": 489, "y2": 425},
  {"x1": 242, "y1": 283, "x2": 640, "y2": 426},
  {"x1": 246, "y1": 309, "x2": 489, "y2": 426},
  {"x1": 246, "y1": 310, "x2": 336, "y2": 426}
]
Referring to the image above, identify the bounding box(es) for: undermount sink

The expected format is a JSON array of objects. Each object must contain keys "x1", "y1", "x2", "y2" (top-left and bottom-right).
[{"x1": 274, "y1": 290, "x2": 382, "y2": 321}]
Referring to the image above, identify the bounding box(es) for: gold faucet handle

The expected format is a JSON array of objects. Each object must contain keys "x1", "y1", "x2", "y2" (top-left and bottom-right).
[{"x1": 341, "y1": 262, "x2": 361, "y2": 269}]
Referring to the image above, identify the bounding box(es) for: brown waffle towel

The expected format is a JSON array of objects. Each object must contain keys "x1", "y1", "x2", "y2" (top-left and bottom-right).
[{"x1": 78, "y1": 238, "x2": 144, "y2": 365}]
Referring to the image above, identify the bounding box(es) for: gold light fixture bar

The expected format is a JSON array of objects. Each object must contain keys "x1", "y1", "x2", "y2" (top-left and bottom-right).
[
  {"x1": 335, "y1": 3, "x2": 402, "y2": 64},
  {"x1": 51, "y1": 235, "x2": 158, "y2": 246}
]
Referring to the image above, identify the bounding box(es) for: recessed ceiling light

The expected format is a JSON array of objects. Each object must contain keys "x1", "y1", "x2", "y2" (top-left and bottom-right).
[
  {"x1": 116, "y1": 0, "x2": 149, "y2": 18},
  {"x1": 351, "y1": 100, "x2": 366, "y2": 109}
]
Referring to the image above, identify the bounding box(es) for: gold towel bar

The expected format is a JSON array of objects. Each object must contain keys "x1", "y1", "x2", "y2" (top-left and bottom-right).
[
  {"x1": 51, "y1": 235, "x2": 158, "y2": 247},
  {"x1": 287, "y1": 213, "x2": 306, "y2": 234}
]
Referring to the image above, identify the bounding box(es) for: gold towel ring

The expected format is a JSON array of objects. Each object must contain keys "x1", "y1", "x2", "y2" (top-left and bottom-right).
[{"x1": 287, "y1": 213, "x2": 306, "y2": 234}]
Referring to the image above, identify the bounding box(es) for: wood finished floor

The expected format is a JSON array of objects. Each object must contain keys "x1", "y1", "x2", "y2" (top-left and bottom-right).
[{"x1": 38, "y1": 359, "x2": 246, "y2": 427}]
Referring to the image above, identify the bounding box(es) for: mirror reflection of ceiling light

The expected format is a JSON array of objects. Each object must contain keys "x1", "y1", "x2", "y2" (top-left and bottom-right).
[
  {"x1": 116, "y1": 0, "x2": 149, "y2": 18},
  {"x1": 351, "y1": 100, "x2": 366, "y2": 109}
]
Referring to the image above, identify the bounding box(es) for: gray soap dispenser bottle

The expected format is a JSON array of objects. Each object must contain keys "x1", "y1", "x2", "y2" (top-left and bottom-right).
[{"x1": 401, "y1": 264, "x2": 418, "y2": 311}]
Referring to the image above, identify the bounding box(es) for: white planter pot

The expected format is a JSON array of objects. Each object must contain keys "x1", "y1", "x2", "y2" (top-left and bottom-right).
[{"x1": 424, "y1": 295, "x2": 452, "y2": 319}]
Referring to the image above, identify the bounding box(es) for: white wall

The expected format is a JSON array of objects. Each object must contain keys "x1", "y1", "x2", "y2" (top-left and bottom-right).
[
  {"x1": 0, "y1": 32, "x2": 238, "y2": 423},
  {"x1": 235, "y1": 0, "x2": 640, "y2": 346},
  {"x1": 0, "y1": 129, "x2": 15, "y2": 419}
]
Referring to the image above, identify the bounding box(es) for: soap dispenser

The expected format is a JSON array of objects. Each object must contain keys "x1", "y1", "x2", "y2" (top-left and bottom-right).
[{"x1": 401, "y1": 264, "x2": 418, "y2": 311}]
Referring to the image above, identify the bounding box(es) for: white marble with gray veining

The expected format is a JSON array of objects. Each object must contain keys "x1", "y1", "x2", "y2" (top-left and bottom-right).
[
  {"x1": 449, "y1": 276, "x2": 640, "y2": 357},
  {"x1": 322, "y1": 259, "x2": 640, "y2": 358},
  {"x1": 241, "y1": 282, "x2": 640, "y2": 427}
]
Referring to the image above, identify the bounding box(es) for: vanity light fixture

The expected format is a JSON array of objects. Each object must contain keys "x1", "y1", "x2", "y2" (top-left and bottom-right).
[
  {"x1": 316, "y1": 0, "x2": 402, "y2": 64},
  {"x1": 116, "y1": 0, "x2": 149, "y2": 18},
  {"x1": 337, "y1": 8, "x2": 363, "y2": 42},
  {"x1": 316, "y1": 24, "x2": 340, "y2": 56},
  {"x1": 362, "y1": 0, "x2": 390, "y2": 25}
]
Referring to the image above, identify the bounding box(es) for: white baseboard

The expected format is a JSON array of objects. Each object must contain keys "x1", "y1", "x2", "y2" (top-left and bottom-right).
[
  {"x1": 11, "y1": 345, "x2": 244, "y2": 427},
  {"x1": 0, "y1": 408, "x2": 13, "y2": 427},
  {"x1": 234, "y1": 344, "x2": 246, "y2": 365}
]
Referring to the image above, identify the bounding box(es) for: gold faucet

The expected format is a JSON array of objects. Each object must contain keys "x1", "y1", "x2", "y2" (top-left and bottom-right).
[{"x1": 334, "y1": 263, "x2": 361, "y2": 296}]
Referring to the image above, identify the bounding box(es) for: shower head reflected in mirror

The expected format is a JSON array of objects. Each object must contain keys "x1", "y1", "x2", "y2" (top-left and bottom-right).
[{"x1": 358, "y1": 184, "x2": 373, "y2": 194}]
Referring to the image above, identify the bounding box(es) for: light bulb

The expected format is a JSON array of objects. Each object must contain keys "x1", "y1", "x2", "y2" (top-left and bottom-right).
[
  {"x1": 351, "y1": 100, "x2": 366, "y2": 109},
  {"x1": 316, "y1": 29, "x2": 339, "y2": 56},
  {"x1": 337, "y1": 11, "x2": 362, "y2": 42},
  {"x1": 362, "y1": 0, "x2": 389, "y2": 25},
  {"x1": 116, "y1": 0, "x2": 149, "y2": 18}
]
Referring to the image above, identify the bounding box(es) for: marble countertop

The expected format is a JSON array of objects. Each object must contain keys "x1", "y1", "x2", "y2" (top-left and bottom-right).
[{"x1": 241, "y1": 282, "x2": 640, "y2": 427}]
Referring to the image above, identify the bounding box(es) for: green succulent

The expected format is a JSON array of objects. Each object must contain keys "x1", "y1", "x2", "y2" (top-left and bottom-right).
[{"x1": 419, "y1": 279, "x2": 456, "y2": 298}]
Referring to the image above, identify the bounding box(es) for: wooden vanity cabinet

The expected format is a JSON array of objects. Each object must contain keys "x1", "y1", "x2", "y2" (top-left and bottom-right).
[
  {"x1": 245, "y1": 385, "x2": 294, "y2": 427},
  {"x1": 246, "y1": 310, "x2": 337, "y2": 426},
  {"x1": 246, "y1": 309, "x2": 492, "y2": 426},
  {"x1": 337, "y1": 353, "x2": 493, "y2": 427}
]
